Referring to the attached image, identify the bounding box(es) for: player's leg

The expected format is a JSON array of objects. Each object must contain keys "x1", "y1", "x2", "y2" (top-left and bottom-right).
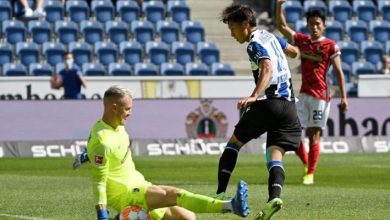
[
  {"x1": 162, "y1": 206, "x2": 196, "y2": 220},
  {"x1": 295, "y1": 93, "x2": 309, "y2": 171}
]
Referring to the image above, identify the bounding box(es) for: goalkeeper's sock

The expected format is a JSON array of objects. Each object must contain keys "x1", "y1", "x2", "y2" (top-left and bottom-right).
[
  {"x1": 217, "y1": 142, "x2": 240, "y2": 194},
  {"x1": 267, "y1": 161, "x2": 285, "y2": 202},
  {"x1": 308, "y1": 142, "x2": 320, "y2": 174},
  {"x1": 295, "y1": 141, "x2": 308, "y2": 165},
  {"x1": 176, "y1": 190, "x2": 230, "y2": 213}
]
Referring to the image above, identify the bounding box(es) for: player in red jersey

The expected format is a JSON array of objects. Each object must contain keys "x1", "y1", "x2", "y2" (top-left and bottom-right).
[{"x1": 276, "y1": 0, "x2": 349, "y2": 185}]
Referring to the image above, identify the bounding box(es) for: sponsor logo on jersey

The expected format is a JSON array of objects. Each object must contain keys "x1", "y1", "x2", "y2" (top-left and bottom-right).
[{"x1": 95, "y1": 155, "x2": 104, "y2": 165}]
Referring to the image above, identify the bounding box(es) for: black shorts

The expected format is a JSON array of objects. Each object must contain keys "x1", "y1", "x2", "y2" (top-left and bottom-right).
[{"x1": 234, "y1": 98, "x2": 301, "y2": 152}]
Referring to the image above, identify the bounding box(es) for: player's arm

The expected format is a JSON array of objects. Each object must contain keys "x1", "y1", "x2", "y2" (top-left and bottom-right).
[
  {"x1": 331, "y1": 55, "x2": 349, "y2": 111},
  {"x1": 276, "y1": 36, "x2": 299, "y2": 58},
  {"x1": 77, "y1": 72, "x2": 87, "y2": 89},
  {"x1": 276, "y1": 0, "x2": 295, "y2": 42}
]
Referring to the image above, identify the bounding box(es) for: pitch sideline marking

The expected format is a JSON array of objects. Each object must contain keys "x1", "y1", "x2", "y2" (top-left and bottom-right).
[{"x1": 0, "y1": 213, "x2": 46, "y2": 220}]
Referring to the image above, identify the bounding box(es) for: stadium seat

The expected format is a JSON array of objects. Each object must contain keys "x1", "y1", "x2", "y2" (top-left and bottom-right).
[
  {"x1": 43, "y1": 0, "x2": 63, "y2": 23},
  {"x1": 182, "y1": 20, "x2": 205, "y2": 44},
  {"x1": 0, "y1": 42, "x2": 13, "y2": 65},
  {"x1": 325, "y1": 20, "x2": 343, "y2": 41},
  {"x1": 16, "y1": 42, "x2": 40, "y2": 66},
  {"x1": 282, "y1": 0, "x2": 303, "y2": 24},
  {"x1": 12, "y1": 0, "x2": 35, "y2": 17},
  {"x1": 328, "y1": 62, "x2": 351, "y2": 85},
  {"x1": 345, "y1": 20, "x2": 368, "y2": 43},
  {"x1": 142, "y1": 1, "x2": 165, "y2": 23},
  {"x1": 197, "y1": 42, "x2": 220, "y2": 65},
  {"x1": 91, "y1": 0, "x2": 115, "y2": 23},
  {"x1": 161, "y1": 62, "x2": 185, "y2": 76},
  {"x1": 211, "y1": 63, "x2": 235, "y2": 76},
  {"x1": 66, "y1": 0, "x2": 89, "y2": 23},
  {"x1": 120, "y1": 41, "x2": 143, "y2": 65},
  {"x1": 386, "y1": 41, "x2": 390, "y2": 54},
  {"x1": 116, "y1": 0, "x2": 140, "y2": 22},
  {"x1": 81, "y1": 20, "x2": 104, "y2": 45},
  {"x1": 145, "y1": 41, "x2": 169, "y2": 65},
  {"x1": 94, "y1": 41, "x2": 118, "y2": 65},
  {"x1": 353, "y1": 0, "x2": 376, "y2": 22},
  {"x1": 303, "y1": 0, "x2": 327, "y2": 15},
  {"x1": 378, "y1": 0, "x2": 390, "y2": 21},
  {"x1": 172, "y1": 41, "x2": 195, "y2": 65},
  {"x1": 338, "y1": 41, "x2": 359, "y2": 65},
  {"x1": 108, "y1": 63, "x2": 132, "y2": 76},
  {"x1": 69, "y1": 42, "x2": 92, "y2": 66},
  {"x1": 28, "y1": 20, "x2": 52, "y2": 44},
  {"x1": 134, "y1": 63, "x2": 158, "y2": 76},
  {"x1": 3, "y1": 63, "x2": 27, "y2": 76},
  {"x1": 328, "y1": 0, "x2": 352, "y2": 22},
  {"x1": 295, "y1": 20, "x2": 308, "y2": 35},
  {"x1": 42, "y1": 42, "x2": 65, "y2": 66},
  {"x1": 2, "y1": 20, "x2": 26, "y2": 44},
  {"x1": 369, "y1": 20, "x2": 390, "y2": 43},
  {"x1": 185, "y1": 62, "x2": 209, "y2": 76},
  {"x1": 131, "y1": 20, "x2": 155, "y2": 44},
  {"x1": 82, "y1": 63, "x2": 106, "y2": 76},
  {"x1": 29, "y1": 63, "x2": 52, "y2": 76},
  {"x1": 106, "y1": 21, "x2": 129, "y2": 45},
  {"x1": 55, "y1": 21, "x2": 79, "y2": 44},
  {"x1": 167, "y1": 0, "x2": 190, "y2": 23},
  {"x1": 157, "y1": 20, "x2": 180, "y2": 44},
  {"x1": 0, "y1": 1, "x2": 12, "y2": 21},
  {"x1": 352, "y1": 61, "x2": 376, "y2": 75},
  {"x1": 361, "y1": 41, "x2": 383, "y2": 65}
]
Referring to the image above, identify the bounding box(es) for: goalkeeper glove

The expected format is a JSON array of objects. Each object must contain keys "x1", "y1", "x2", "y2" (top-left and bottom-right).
[{"x1": 72, "y1": 147, "x2": 89, "y2": 170}]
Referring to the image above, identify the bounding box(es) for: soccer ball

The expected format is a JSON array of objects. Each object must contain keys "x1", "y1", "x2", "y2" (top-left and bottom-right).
[{"x1": 119, "y1": 205, "x2": 151, "y2": 220}]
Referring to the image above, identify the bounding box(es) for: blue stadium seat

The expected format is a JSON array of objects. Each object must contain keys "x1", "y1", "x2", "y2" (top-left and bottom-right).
[
  {"x1": 131, "y1": 20, "x2": 154, "y2": 44},
  {"x1": 134, "y1": 63, "x2": 158, "y2": 76},
  {"x1": 295, "y1": 20, "x2": 308, "y2": 34},
  {"x1": 303, "y1": 0, "x2": 327, "y2": 15},
  {"x1": 42, "y1": 42, "x2": 65, "y2": 66},
  {"x1": 325, "y1": 20, "x2": 343, "y2": 41},
  {"x1": 353, "y1": 0, "x2": 376, "y2": 22},
  {"x1": 66, "y1": 0, "x2": 89, "y2": 23},
  {"x1": 69, "y1": 42, "x2": 92, "y2": 66},
  {"x1": 43, "y1": 0, "x2": 63, "y2": 23},
  {"x1": 185, "y1": 62, "x2": 209, "y2": 76},
  {"x1": 328, "y1": 0, "x2": 352, "y2": 22},
  {"x1": 108, "y1": 63, "x2": 132, "y2": 76},
  {"x1": 16, "y1": 42, "x2": 40, "y2": 66},
  {"x1": 142, "y1": 1, "x2": 165, "y2": 23},
  {"x1": 94, "y1": 41, "x2": 118, "y2": 65},
  {"x1": 345, "y1": 20, "x2": 368, "y2": 43},
  {"x1": 55, "y1": 21, "x2": 79, "y2": 44},
  {"x1": 361, "y1": 41, "x2": 383, "y2": 65},
  {"x1": 81, "y1": 20, "x2": 104, "y2": 45},
  {"x1": 120, "y1": 41, "x2": 143, "y2": 65},
  {"x1": 12, "y1": 0, "x2": 35, "y2": 18},
  {"x1": 28, "y1": 20, "x2": 52, "y2": 44},
  {"x1": 172, "y1": 41, "x2": 194, "y2": 65},
  {"x1": 157, "y1": 20, "x2": 180, "y2": 44},
  {"x1": 29, "y1": 63, "x2": 52, "y2": 76},
  {"x1": 3, "y1": 63, "x2": 27, "y2": 76},
  {"x1": 386, "y1": 41, "x2": 390, "y2": 54},
  {"x1": 161, "y1": 62, "x2": 184, "y2": 76},
  {"x1": 338, "y1": 41, "x2": 359, "y2": 65},
  {"x1": 369, "y1": 20, "x2": 390, "y2": 43},
  {"x1": 91, "y1": 0, "x2": 115, "y2": 23},
  {"x1": 0, "y1": 42, "x2": 13, "y2": 65},
  {"x1": 352, "y1": 61, "x2": 376, "y2": 75},
  {"x1": 282, "y1": 0, "x2": 303, "y2": 24},
  {"x1": 197, "y1": 42, "x2": 220, "y2": 65},
  {"x1": 378, "y1": 0, "x2": 390, "y2": 21},
  {"x1": 116, "y1": 0, "x2": 140, "y2": 22},
  {"x1": 82, "y1": 63, "x2": 106, "y2": 76},
  {"x1": 182, "y1": 20, "x2": 205, "y2": 44},
  {"x1": 167, "y1": 0, "x2": 190, "y2": 23},
  {"x1": 145, "y1": 41, "x2": 169, "y2": 65},
  {"x1": 211, "y1": 63, "x2": 235, "y2": 76},
  {"x1": 328, "y1": 62, "x2": 351, "y2": 85},
  {"x1": 106, "y1": 21, "x2": 129, "y2": 45},
  {"x1": 0, "y1": 1, "x2": 12, "y2": 21},
  {"x1": 2, "y1": 20, "x2": 26, "y2": 44}
]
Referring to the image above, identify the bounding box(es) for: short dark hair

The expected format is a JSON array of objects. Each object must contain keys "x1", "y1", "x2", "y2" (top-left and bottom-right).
[
  {"x1": 63, "y1": 51, "x2": 73, "y2": 57},
  {"x1": 221, "y1": 4, "x2": 256, "y2": 27},
  {"x1": 306, "y1": 9, "x2": 326, "y2": 24}
]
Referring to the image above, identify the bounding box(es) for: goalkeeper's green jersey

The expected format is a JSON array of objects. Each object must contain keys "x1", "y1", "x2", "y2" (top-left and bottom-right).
[{"x1": 87, "y1": 119, "x2": 145, "y2": 206}]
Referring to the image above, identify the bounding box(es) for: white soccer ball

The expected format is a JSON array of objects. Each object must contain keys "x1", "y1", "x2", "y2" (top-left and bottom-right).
[{"x1": 119, "y1": 205, "x2": 151, "y2": 220}]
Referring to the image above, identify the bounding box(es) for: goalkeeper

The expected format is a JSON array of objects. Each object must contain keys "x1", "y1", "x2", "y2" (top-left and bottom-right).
[{"x1": 75, "y1": 85, "x2": 250, "y2": 220}]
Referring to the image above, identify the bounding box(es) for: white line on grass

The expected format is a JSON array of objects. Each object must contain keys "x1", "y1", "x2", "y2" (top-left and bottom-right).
[{"x1": 0, "y1": 213, "x2": 46, "y2": 220}]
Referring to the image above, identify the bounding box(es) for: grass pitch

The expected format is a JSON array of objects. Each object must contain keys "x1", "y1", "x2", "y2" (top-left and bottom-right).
[{"x1": 1, "y1": 153, "x2": 390, "y2": 220}]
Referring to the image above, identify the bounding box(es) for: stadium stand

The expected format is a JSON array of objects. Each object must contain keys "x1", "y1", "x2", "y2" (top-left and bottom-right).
[
  {"x1": 106, "y1": 21, "x2": 130, "y2": 45},
  {"x1": 172, "y1": 41, "x2": 195, "y2": 65},
  {"x1": 81, "y1": 20, "x2": 104, "y2": 45},
  {"x1": 66, "y1": 0, "x2": 89, "y2": 23},
  {"x1": 167, "y1": 0, "x2": 191, "y2": 23},
  {"x1": 120, "y1": 41, "x2": 143, "y2": 65},
  {"x1": 3, "y1": 63, "x2": 27, "y2": 76},
  {"x1": 338, "y1": 41, "x2": 360, "y2": 65},
  {"x1": 197, "y1": 42, "x2": 220, "y2": 66},
  {"x1": 83, "y1": 63, "x2": 106, "y2": 76},
  {"x1": 16, "y1": 42, "x2": 40, "y2": 66},
  {"x1": 142, "y1": 1, "x2": 165, "y2": 24},
  {"x1": 55, "y1": 21, "x2": 79, "y2": 44},
  {"x1": 352, "y1": 61, "x2": 376, "y2": 75},
  {"x1": 324, "y1": 20, "x2": 343, "y2": 41},
  {"x1": 0, "y1": 43, "x2": 13, "y2": 66},
  {"x1": 353, "y1": 0, "x2": 376, "y2": 22},
  {"x1": 211, "y1": 63, "x2": 235, "y2": 76},
  {"x1": 29, "y1": 63, "x2": 52, "y2": 76},
  {"x1": 361, "y1": 41, "x2": 384, "y2": 66},
  {"x1": 28, "y1": 20, "x2": 52, "y2": 44},
  {"x1": 131, "y1": 20, "x2": 155, "y2": 44},
  {"x1": 185, "y1": 62, "x2": 209, "y2": 76},
  {"x1": 282, "y1": 0, "x2": 303, "y2": 24},
  {"x1": 161, "y1": 62, "x2": 185, "y2": 76},
  {"x1": 2, "y1": 20, "x2": 26, "y2": 44},
  {"x1": 157, "y1": 20, "x2": 180, "y2": 44},
  {"x1": 145, "y1": 41, "x2": 169, "y2": 65},
  {"x1": 91, "y1": 0, "x2": 115, "y2": 23},
  {"x1": 345, "y1": 20, "x2": 368, "y2": 43},
  {"x1": 43, "y1": 0, "x2": 63, "y2": 24},
  {"x1": 134, "y1": 63, "x2": 158, "y2": 76},
  {"x1": 43, "y1": 42, "x2": 65, "y2": 66},
  {"x1": 328, "y1": 0, "x2": 352, "y2": 23},
  {"x1": 369, "y1": 20, "x2": 390, "y2": 43},
  {"x1": 0, "y1": 1, "x2": 12, "y2": 21},
  {"x1": 116, "y1": 0, "x2": 140, "y2": 23},
  {"x1": 303, "y1": 0, "x2": 327, "y2": 15},
  {"x1": 108, "y1": 63, "x2": 132, "y2": 76},
  {"x1": 69, "y1": 42, "x2": 92, "y2": 66},
  {"x1": 181, "y1": 20, "x2": 205, "y2": 44},
  {"x1": 94, "y1": 41, "x2": 118, "y2": 65}
]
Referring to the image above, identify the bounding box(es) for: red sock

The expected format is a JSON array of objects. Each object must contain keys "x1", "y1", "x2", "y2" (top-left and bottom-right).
[
  {"x1": 295, "y1": 141, "x2": 308, "y2": 164},
  {"x1": 308, "y1": 142, "x2": 320, "y2": 174}
]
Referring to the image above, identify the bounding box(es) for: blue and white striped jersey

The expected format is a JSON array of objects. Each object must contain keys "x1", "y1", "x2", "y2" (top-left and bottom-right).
[{"x1": 247, "y1": 30, "x2": 295, "y2": 101}]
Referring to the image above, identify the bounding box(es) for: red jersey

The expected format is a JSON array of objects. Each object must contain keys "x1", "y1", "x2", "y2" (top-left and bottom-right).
[{"x1": 294, "y1": 33, "x2": 340, "y2": 101}]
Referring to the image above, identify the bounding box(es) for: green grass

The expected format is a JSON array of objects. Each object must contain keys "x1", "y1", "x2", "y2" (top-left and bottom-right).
[{"x1": 1, "y1": 153, "x2": 390, "y2": 220}]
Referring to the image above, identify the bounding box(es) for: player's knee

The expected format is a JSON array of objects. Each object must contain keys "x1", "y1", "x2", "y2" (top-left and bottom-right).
[{"x1": 266, "y1": 160, "x2": 284, "y2": 171}]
